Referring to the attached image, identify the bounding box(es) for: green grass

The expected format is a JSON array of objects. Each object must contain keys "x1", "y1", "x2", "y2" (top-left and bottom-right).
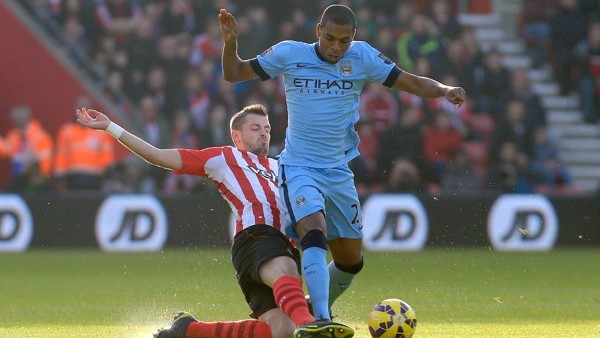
[{"x1": 1, "y1": 248, "x2": 599, "y2": 337}]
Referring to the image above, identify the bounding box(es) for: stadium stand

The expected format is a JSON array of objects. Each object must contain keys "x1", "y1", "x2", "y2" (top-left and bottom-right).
[{"x1": 2, "y1": 0, "x2": 598, "y2": 195}]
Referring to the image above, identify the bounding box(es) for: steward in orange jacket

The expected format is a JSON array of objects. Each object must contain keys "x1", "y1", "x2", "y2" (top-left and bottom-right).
[
  {"x1": 54, "y1": 120, "x2": 115, "y2": 191},
  {"x1": 0, "y1": 106, "x2": 54, "y2": 179}
]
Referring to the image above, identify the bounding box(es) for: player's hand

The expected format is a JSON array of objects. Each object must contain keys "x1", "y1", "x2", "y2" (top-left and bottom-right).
[
  {"x1": 445, "y1": 87, "x2": 466, "y2": 108},
  {"x1": 218, "y1": 8, "x2": 239, "y2": 43},
  {"x1": 76, "y1": 108, "x2": 110, "y2": 130}
]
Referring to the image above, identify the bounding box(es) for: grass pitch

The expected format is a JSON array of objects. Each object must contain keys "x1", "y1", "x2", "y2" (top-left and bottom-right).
[{"x1": 0, "y1": 248, "x2": 599, "y2": 337}]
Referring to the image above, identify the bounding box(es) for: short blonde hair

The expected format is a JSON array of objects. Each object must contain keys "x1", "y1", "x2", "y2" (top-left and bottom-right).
[{"x1": 229, "y1": 104, "x2": 269, "y2": 131}]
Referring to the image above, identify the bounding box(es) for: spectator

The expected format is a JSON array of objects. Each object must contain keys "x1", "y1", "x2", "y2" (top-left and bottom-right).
[
  {"x1": 397, "y1": 56, "x2": 436, "y2": 119},
  {"x1": 376, "y1": 106, "x2": 424, "y2": 181},
  {"x1": 177, "y1": 70, "x2": 211, "y2": 134},
  {"x1": 61, "y1": 15, "x2": 92, "y2": 62},
  {"x1": 124, "y1": 17, "x2": 161, "y2": 74},
  {"x1": 390, "y1": 0, "x2": 417, "y2": 37},
  {"x1": 93, "y1": 0, "x2": 143, "y2": 43},
  {"x1": 458, "y1": 26, "x2": 484, "y2": 70},
  {"x1": 429, "y1": 72, "x2": 475, "y2": 138},
  {"x1": 549, "y1": 0, "x2": 588, "y2": 94},
  {"x1": 197, "y1": 57, "x2": 220, "y2": 95},
  {"x1": 144, "y1": 66, "x2": 169, "y2": 115},
  {"x1": 136, "y1": 96, "x2": 170, "y2": 148},
  {"x1": 396, "y1": 13, "x2": 447, "y2": 72},
  {"x1": 355, "y1": 5, "x2": 377, "y2": 41},
  {"x1": 189, "y1": 17, "x2": 222, "y2": 65},
  {"x1": 163, "y1": 110, "x2": 199, "y2": 195},
  {"x1": 519, "y1": 0, "x2": 559, "y2": 68},
  {"x1": 103, "y1": 70, "x2": 136, "y2": 122},
  {"x1": 489, "y1": 99, "x2": 535, "y2": 162},
  {"x1": 135, "y1": 95, "x2": 170, "y2": 190},
  {"x1": 422, "y1": 110, "x2": 463, "y2": 186},
  {"x1": 385, "y1": 158, "x2": 424, "y2": 193},
  {"x1": 0, "y1": 105, "x2": 54, "y2": 183},
  {"x1": 575, "y1": 20, "x2": 600, "y2": 123},
  {"x1": 373, "y1": 26, "x2": 398, "y2": 64},
  {"x1": 502, "y1": 68, "x2": 547, "y2": 128},
  {"x1": 203, "y1": 104, "x2": 230, "y2": 148},
  {"x1": 54, "y1": 102, "x2": 115, "y2": 192},
  {"x1": 474, "y1": 48, "x2": 511, "y2": 117},
  {"x1": 277, "y1": 19, "x2": 299, "y2": 42},
  {"x1": 288, "y1": 6, "x2": 317, "y2": 42},
  {"x1": 54, "y1": 0, "x2": 96, "y2": 28},
  {"x1": 23, "y1": 0, "x2": 55, "y2": 23},
  {"x1": 441, "y1": 148, "x2": 483, "y2": 196},
  {"x1": 435, "y1": 39, "x2": 476, "y2": 94},
  {"x1": 359, "y1": 83, "x2": 399, "y2": 135},
  {"x1": 90, "y1": 35, "x2": 114, "y2": 82},
  {"x1": 157, "y1": 0, "x2": 195, "y2": 37},
  {"x1": 6, "y1": 158, "x2": 53, "y2": 194},
  {"x1": 156, "y1": 36, "x2": 188, "y2": 114},
  {"x1": 488, "y1": 140, "x2": 535, "y2": 193},
  {"x1": 529, "y1": 125, "x2": 581, "y2": 195},
  {"x1": 103, "y1": 154, "x2": 156, "y2": 193},
  {"x1": 350, "y1": 119, "x2": 384, "y2": 199},
  {"x1": 428, "y1": 0, "x2": 461, "y2": 40},
  {"x1": 243, "y1": 7, "x2": 272, "y2": 56},
  {"x1": 213, "y1": 76, "x2": 241, "y2": 118},
  {"x1": 109, "y1": 48, "x2": 132, "y2": 85}
]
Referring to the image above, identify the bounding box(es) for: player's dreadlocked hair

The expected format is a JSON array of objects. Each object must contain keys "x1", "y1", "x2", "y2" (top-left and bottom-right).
[
  {"x1": 320, "y1": 4, "x2": 356, "y2": 30},
  {"x1": 230, "y1": 104, "x2": 269, "y2": 131}
]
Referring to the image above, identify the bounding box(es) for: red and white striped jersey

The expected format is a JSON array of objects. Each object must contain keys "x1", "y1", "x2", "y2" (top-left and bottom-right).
[{"x1": 174, "y1": 146, "x2": 286, "y2": 235}]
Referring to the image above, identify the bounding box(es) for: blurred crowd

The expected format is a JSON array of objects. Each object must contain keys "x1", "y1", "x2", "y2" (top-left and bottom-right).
[{"x1": 2, "y1": 0, "x2": 598, "y2": 197}]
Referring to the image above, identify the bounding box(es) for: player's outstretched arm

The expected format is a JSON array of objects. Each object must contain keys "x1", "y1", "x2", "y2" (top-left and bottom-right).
[
  {"x1": 218, "y1": 8, "x2": 259, "y2": 82},
  {"x1": 393, "y1": 71, "x2": 466, "y2": 107},
  {"x1": 76, "y1": 108, "x2": 182, "y2": 170}
]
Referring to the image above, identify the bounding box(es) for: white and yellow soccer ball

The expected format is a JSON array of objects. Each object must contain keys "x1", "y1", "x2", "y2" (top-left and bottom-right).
[{"x1": 367, "y1": 298, "x2": 417, "y2": 338}]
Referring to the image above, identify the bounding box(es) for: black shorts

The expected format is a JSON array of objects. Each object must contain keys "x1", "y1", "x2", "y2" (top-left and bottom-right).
[{"x1": 231, "y1": 224, "x2": 301, "y2": 319}]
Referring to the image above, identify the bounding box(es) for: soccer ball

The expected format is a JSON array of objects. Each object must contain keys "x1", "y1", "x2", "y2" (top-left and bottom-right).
[{"x1": 367, "y1": 298, "x2": 417, "y2": 338}]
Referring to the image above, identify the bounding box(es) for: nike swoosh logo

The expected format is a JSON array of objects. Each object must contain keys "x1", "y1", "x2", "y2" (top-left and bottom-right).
[{"x1": 296, "y1": 63, "x2": 312, "y2": 68}]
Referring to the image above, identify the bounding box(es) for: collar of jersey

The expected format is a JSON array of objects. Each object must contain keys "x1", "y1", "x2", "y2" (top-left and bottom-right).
[{"x1": 314, "y1": 43, "x2": 327, "y2": 62}]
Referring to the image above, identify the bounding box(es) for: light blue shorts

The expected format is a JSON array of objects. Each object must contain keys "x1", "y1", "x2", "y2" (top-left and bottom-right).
[{"x1": 278, "y1": 164, "x2": 363, "y2": 240}]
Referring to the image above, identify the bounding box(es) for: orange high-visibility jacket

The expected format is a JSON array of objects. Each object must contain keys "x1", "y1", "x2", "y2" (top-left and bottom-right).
[
  {"x1": 53, "y1": 123, "x2": 116, "y2": 177},
  {"x1": 0, "y1": 119, "x2": 54, "y2": 176}
]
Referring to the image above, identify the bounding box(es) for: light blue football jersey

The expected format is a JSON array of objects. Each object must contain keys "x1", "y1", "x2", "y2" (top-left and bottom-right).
[{"x1": 250, "y1": 41, "x2": 401, "y2": 168}]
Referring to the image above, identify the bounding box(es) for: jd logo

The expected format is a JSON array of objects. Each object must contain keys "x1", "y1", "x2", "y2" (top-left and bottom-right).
[
  {"x1": 488, "y1": 195, "x2": 558, "y2": 251},
  {"x1": 0, "y1": 211, "x2": 20, "y2": 241},
  {"x1": 0, "y1": 195, "x2": 33, "y2": 252},
  {"x1": 372, "y1": 211, "x2": 416, "y2": 241},
  {"x1": 109, "y1": 211, "x2": 156, "y2": 242},
  {"x1": 96, "y1": 195, "x2": 167, "y2": 251},
  {"x1": 501, "y1": 211, "x2": 546, "y2": 242},
  {"x1": 362, "y1": 194, "x2": 428, "y2": 251}
]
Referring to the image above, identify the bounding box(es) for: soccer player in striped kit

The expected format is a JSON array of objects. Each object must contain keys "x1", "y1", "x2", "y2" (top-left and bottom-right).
[
  {"x1": 75, "y1": 105, "x2": 353, "y2": 338},
  {"x1": 219, "y1": 5, "x2": 466, "y2": 336}
]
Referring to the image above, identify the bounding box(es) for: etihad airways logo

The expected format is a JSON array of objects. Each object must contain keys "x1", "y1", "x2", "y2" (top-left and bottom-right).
[{"x1": 293, "y1": 78, "x2": 353, "y2": 96}]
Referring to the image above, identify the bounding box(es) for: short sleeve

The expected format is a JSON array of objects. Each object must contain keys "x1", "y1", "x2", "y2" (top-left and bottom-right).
[
  {"x1": 255, "y1": 41, "x2": 296, "y2": 80},
  {"x1": 173, "y1": 147, "x2": 225, "y2": 176},
  {"x1": 359, "y1": 41, "x2": 402, "y2": 87}
]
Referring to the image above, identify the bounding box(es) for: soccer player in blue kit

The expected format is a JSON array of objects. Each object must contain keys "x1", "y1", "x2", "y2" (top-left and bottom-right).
[{"x1": 219, "y1": 4, "x2": 465, "y2": 336}]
